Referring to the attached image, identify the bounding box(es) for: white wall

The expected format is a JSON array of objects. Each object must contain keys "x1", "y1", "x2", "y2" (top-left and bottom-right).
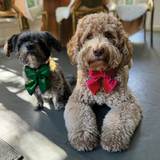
[{"x1": 146, "y1": 0, "x2": 160, "y2": 31}]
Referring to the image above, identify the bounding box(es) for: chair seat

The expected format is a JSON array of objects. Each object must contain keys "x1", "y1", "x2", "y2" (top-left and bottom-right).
[
  {"x1": 108, "y1": 0, "x2": 154, "y2": 47},
  {"x1": 0, "y1": 7, "x2": 17, "y2": 17},
  {"x1": 115, "y1": 3, "x2": 148, "y2": 21}
]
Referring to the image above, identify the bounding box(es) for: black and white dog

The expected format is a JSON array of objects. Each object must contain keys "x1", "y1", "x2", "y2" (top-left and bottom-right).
[{"x1": 4, "y1": 31, "x2": 72, "y2": 110}]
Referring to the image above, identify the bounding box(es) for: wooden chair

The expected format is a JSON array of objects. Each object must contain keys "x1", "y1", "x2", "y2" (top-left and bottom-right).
[
  {"x1": 0, "y1": 0, "x2": 5, "y2": 11},
  {"x1": 56, "y1": 0, "x2": 109, "y2": 43},
  {"x1": 108, "y1": 0, "x2": 154, "y2": 47},
  {"x1": 0, "y1": 0, "x2": 48, "y2": 31},
  {"x1": 72, "y1": 0, "x2": 109, "y2": 34},
  {"x1": 0, "y1": 0, "x2": 29, "y2": 31},
  {"x1": 14, "y1": 0, "x2": 48, "y2": 31}
]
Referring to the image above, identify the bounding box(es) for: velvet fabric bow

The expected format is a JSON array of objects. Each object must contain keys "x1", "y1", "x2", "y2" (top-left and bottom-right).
[
  {"x1": 25, "y1": 64, "x2": 51, "y2": 95},
  {"x1": 87, "y1": 69, "x2": 118, "y2": 95}
]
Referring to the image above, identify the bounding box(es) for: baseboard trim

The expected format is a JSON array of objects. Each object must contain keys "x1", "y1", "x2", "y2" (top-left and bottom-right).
[{"x1": 146, "y1": 25, "x2": 160, "y2": 31}]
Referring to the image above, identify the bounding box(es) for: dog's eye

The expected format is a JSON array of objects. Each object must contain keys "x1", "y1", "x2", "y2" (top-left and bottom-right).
[
  {"x1": 19, "y1": 41, "x2": 26, "y2": 46},
  {"x1": 104, "y1": 32, "x2": 112, "y2": 38},
  {"x1": 86, "y1": 35, "x2": 93, "y2": 40},
  {"x1": 18, "y1": 41, "x2": 26, "y2": 50}
]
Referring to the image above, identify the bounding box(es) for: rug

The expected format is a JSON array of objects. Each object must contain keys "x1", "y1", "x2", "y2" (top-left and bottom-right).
[
  {"x1": 115, "y1": 3, "x2": 148, "y2": 21},
  {"x1": 0, "y1": 138, "x2": 23, "y2": 160}
]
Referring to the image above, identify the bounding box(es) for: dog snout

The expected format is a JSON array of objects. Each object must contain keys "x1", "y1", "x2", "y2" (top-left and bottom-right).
[
  {"x1": 26, "y1": 44, "x2": 34, "y2": 50},
  {"x1": 93, "y1": 48, "x2": 104, "y2": 57}
]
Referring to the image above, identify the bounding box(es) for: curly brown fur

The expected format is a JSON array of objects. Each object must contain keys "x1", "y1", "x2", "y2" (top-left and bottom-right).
[
  {"x1": 64, "y1": 13, "x2": 142, "y2": 152},
  {"x1": 4, "y1": 31, "x2": 71, "y2": 110}
]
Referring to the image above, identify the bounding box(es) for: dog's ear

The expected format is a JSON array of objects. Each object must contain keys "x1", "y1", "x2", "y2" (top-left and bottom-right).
[
  {"x1": 67, "y1": 33, "x2": 81, "y2": 66},
  {"x1": 4, "y1": 34, "x2": 19, "y2": 57},
  {"x1": 67, "y1": 16, "x2": 88, "y2": 66},
  {"x1": 117, "y1": 22, "x2": 132, "y2": 67},
  {"x1": 43, "y1": 31, "x2": 62, "y2": 52}
]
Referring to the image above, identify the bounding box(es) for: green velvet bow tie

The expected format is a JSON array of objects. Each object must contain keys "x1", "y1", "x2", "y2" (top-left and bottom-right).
[{"x1": 25, "y1": 64, "x2": 51, "y2": 95}]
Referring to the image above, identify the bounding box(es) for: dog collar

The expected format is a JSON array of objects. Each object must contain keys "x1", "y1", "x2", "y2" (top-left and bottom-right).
[{"x1": 87, "y1": 69, "x2": 118, "y2": 95}]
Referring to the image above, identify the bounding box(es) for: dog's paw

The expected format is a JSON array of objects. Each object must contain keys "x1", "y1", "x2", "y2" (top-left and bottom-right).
[
  {"x1": 69, "y1": 130, "x2": 99, "y2": 151},
  {"x1": 54, "y1": 102, "x2": 65, "y2": 111},
  {"x1": 101, "y1": 138, "x2": 129, "y2": 152},
  {"x1": 70, "y1": 139, "x2": 98, "y2": 152},
  {"x1": 100, "y1": 128, "x2": 130, "y2": 152},
  {"x1": 34, "y1": 102, "x2": 44, "y2": 110},
  {"x1": 65, "y1": 74, "x2": 75, "y2": 84}
]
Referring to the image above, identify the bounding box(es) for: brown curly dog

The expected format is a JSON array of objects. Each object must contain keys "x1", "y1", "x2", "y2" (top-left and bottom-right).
[{"x1": 64, "y1": 12, "x2": 142, "y2": 152}]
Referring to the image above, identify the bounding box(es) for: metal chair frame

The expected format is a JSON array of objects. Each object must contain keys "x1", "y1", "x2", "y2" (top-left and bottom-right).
[
  {"x1": 110, "y1": 0, "x2": 154, "y2": 47},
  {"x1": 143, "y1": 0, "x2": 154, "y2": 47},
  {"x1": 0, "y1": 0, "x2": 29, "y2": 31}
]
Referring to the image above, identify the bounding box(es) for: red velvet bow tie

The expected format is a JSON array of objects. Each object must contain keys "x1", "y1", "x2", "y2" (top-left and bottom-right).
[{"x1": 87, "y1": 69, "x2": 118, "y2": 95}]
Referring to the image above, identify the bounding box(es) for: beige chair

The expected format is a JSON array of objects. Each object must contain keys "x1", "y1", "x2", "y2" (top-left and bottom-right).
[
  {"x1": 56, "y1": 0, "x2": 109, "y2": 42},
  {"x1": 108, "y1": 0, "x2": 154, "y2": 47}
]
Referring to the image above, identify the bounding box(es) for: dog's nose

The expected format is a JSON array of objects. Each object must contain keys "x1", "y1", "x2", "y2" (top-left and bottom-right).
[
  {"x1": 26, "y1": 44, "x2": 33, "y2": 50},
  {"x1": 93, "y1": 48, "x2": 104, "y2": 57}
]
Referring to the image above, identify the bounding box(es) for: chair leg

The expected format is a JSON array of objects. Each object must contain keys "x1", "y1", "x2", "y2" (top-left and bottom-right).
[
  {"x1": 103, "y1": 9, "x2": 107, "y2": 13},
  {"x1": 58, "y1": 22, "x2": 62, "y2": 43},
  {"x1": 41, "y1": 11, "x2": 49, "y2": 31},
  {"x1": 18, "y1": 15, "x2": 29, "y2": 31},
  {"x1": 72, "y1": 11, "x2": 76, "y2": 35},
  {"x1": 143, "y1": 12, "x2": 146, "y2": 42},
  {"x1": 151, "y1": 8, "x2": 154, "y2": 48},
  {"x1": 113, "y1": 11, "x2": 116, "y2": 17},
  {"x1": 116, "y1": 13, "x2": 120, "y2": 21}
]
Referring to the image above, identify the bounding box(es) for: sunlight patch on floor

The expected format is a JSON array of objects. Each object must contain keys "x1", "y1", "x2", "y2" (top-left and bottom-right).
[{"x1": 0, "y1": 67, "x2": 23, "y2": 85}]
